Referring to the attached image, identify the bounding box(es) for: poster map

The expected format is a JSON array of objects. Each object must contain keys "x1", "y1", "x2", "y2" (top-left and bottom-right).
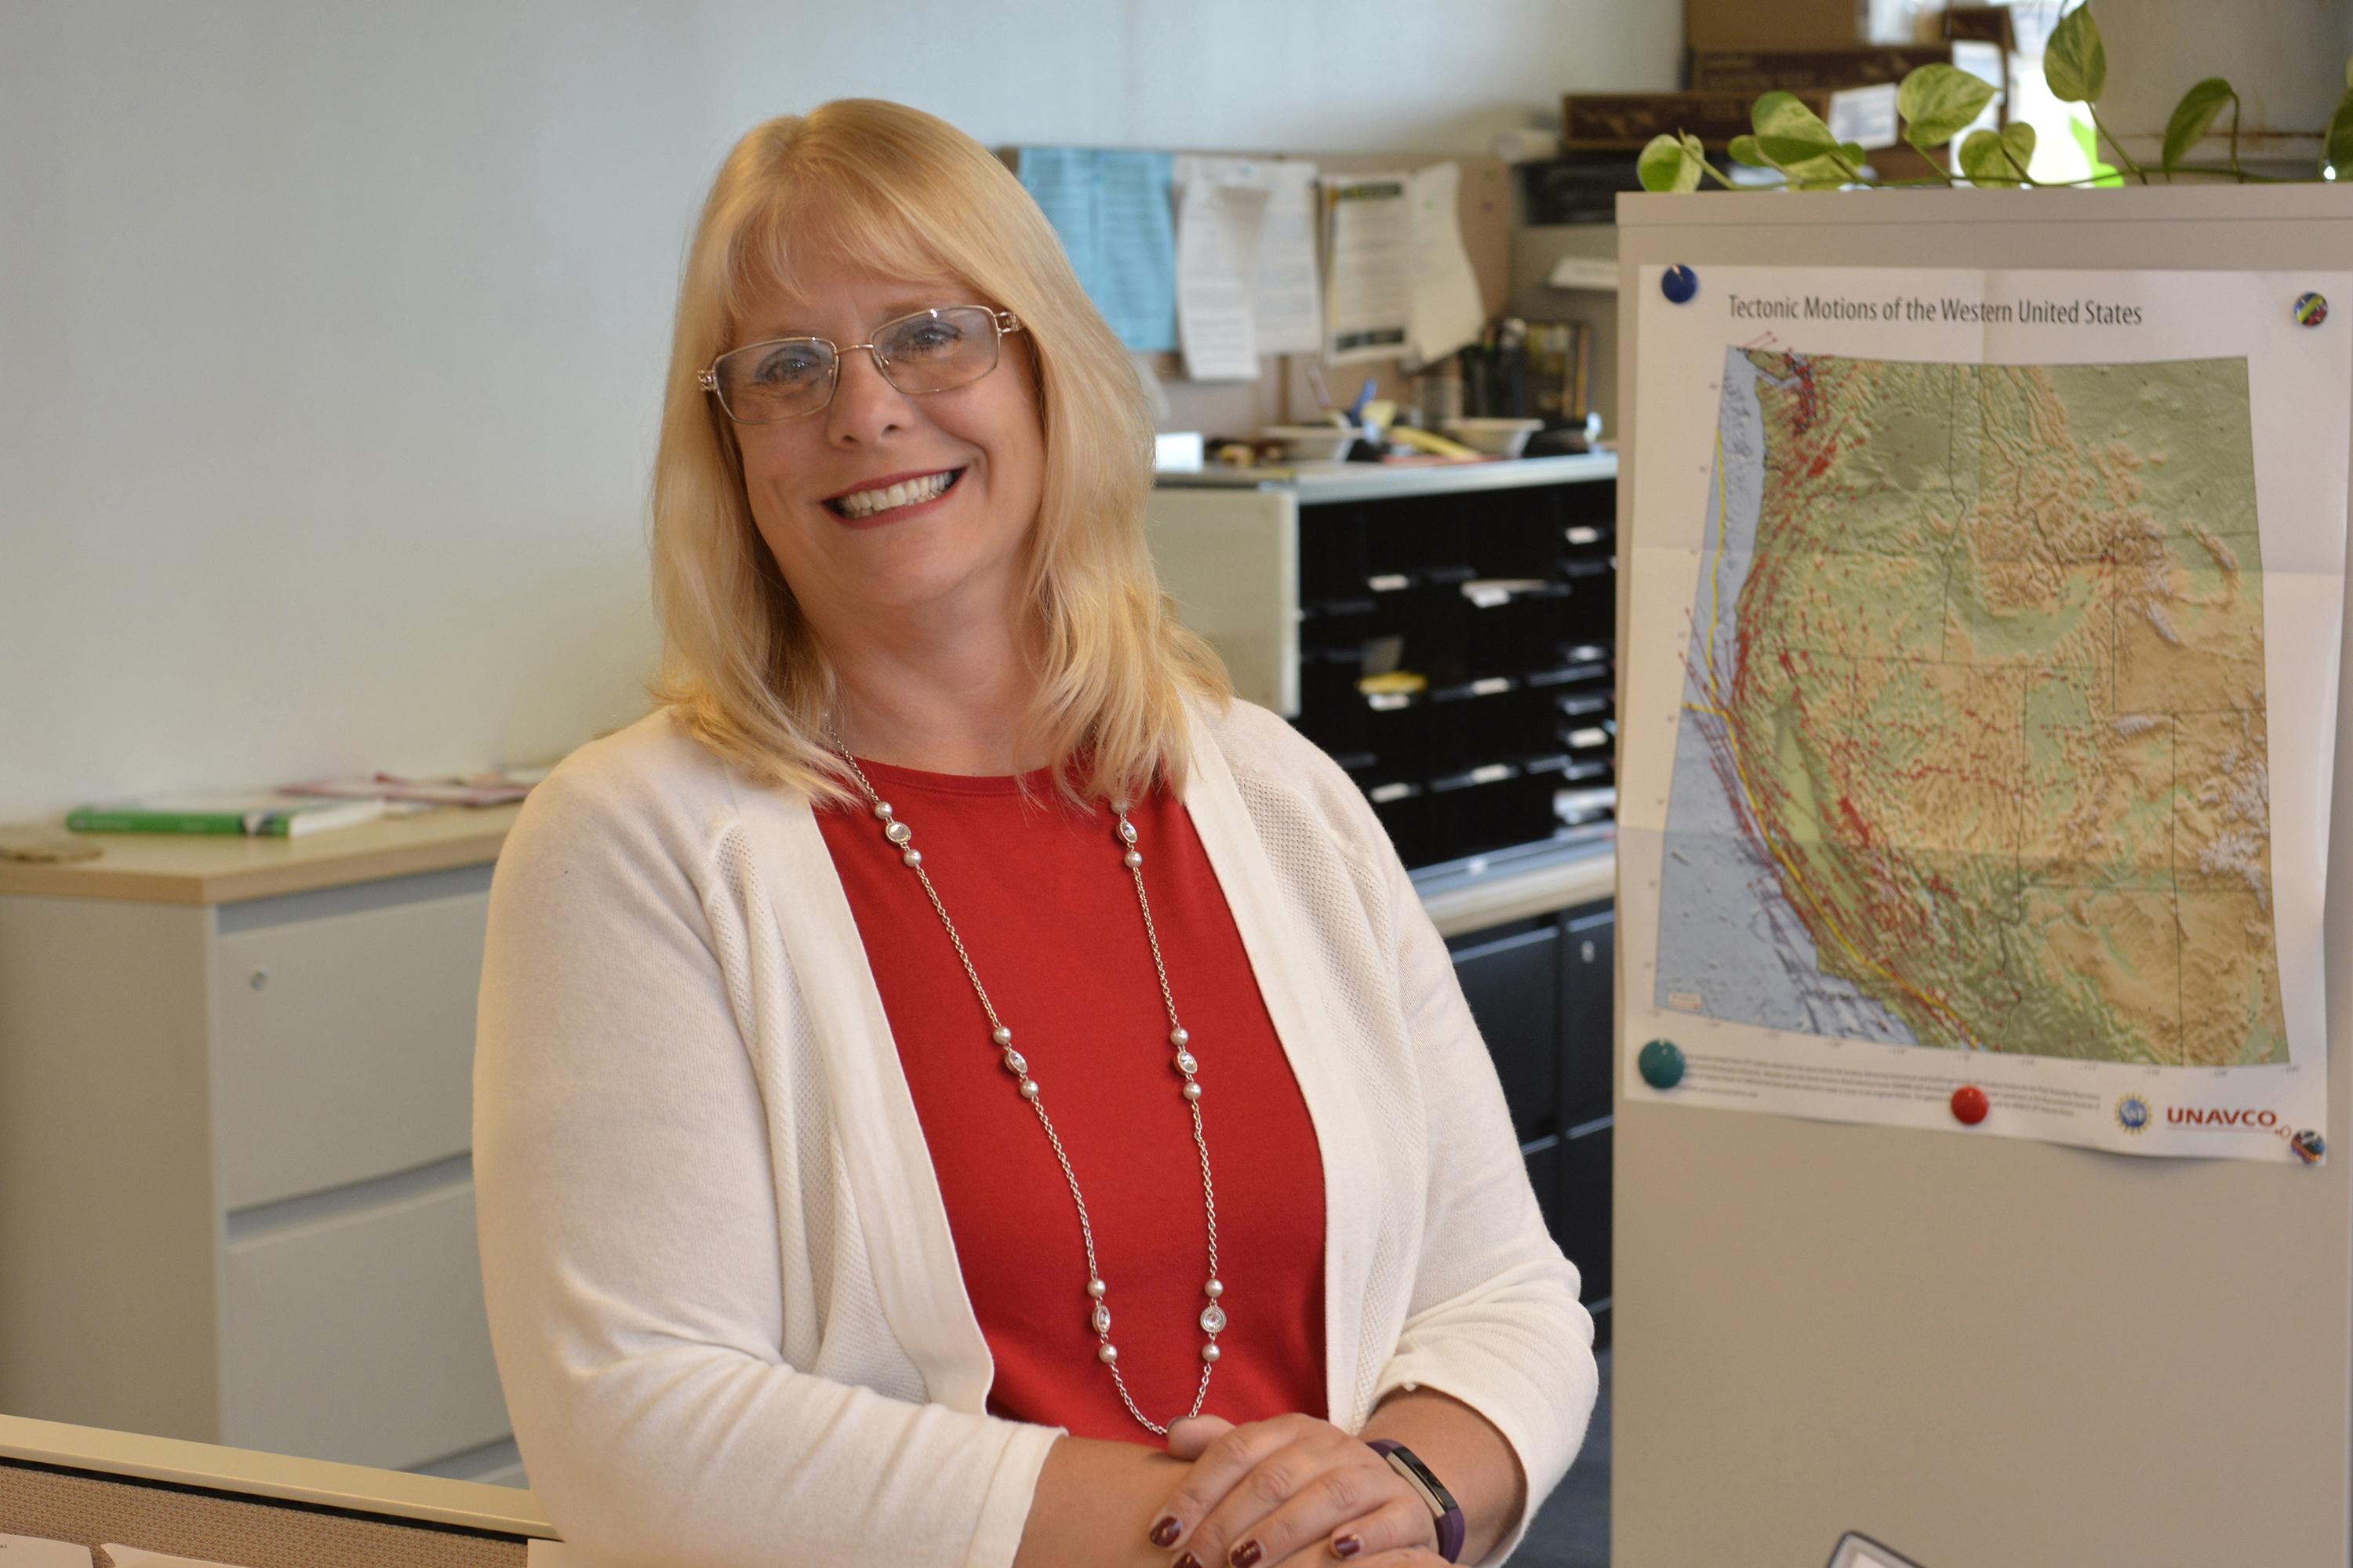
[{"x1": 1622, "y1": 267, "x2": 2348, "y2": 1160}]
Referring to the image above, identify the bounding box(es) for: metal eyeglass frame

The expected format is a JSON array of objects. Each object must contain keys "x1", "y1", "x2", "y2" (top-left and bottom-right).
[{"x1": 698, "y1": 305, "x2": 1024, "y2": 424}]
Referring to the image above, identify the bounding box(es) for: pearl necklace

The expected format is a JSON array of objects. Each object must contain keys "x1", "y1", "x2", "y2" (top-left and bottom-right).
[{"x1": 833, "y1": 748, "x2": 1227, "y2": 1436}]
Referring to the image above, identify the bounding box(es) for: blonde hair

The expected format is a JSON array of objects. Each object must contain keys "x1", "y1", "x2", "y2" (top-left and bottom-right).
[{"x1": 648, "y1": 99, "x2": 1231, "y2": 807}]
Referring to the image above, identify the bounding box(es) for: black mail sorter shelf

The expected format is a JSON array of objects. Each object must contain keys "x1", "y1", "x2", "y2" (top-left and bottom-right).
[
  {"x1": 1290, "y1": 476, "x2": 1617, "y2": 870},
  {"x1": 1446, "y1": 897, "x2": 1615, "y2": 1344}
]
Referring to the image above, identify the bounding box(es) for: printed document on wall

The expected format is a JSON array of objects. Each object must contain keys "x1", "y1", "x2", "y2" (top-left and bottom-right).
[
  {"x1": 1176, "y1": 155, "x2": 1323, "y2": 356},
  {"x1": 1321, "y1": 174, "x2": 1412, "y2": 364},
  {"x1": 1618, "y1": 265, "x2": 2349, "y2": 1161},
  {"x1": 1173, "y1": 173, "x2": 1269, "y2": 380},
  {"x1": 1406, "y1": 162, "x2": 1485, "y2": 363}
]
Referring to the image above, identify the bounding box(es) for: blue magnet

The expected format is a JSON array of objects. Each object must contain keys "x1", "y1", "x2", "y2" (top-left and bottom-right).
[
  {"x1": 2292, "y1": 1129, "x2": 2328, "y2": 1165},
  {"x1": 1661, "y1": 266, "x2": 1699, "y2": 304},
  {"x1": 1638, "y1": 1039, "x2": 1686, "y2": 1090}
]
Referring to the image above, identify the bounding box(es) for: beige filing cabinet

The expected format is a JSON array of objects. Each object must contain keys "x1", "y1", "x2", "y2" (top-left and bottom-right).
[{"x1": 0, "y1": 809, "x2": 521, "y2": 1479}]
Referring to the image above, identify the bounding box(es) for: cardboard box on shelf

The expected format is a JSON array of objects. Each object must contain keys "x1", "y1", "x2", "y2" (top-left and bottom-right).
[
  {"x1": 1561, "y1": 90, "x2": 1952, "y2": 180},
  {"x1": 1923, "y1": 3, "x2": 2017, "y2": 49},
  {"x1": 1688, "y1": 45, "x2": 1962, "y2": 94},
  {"x1": 1563, "y1": 91, "x2": 1835, "y2": 153},
  {"x1": 1686, "y1": 0, "x2": 1865, "y2": 51}
]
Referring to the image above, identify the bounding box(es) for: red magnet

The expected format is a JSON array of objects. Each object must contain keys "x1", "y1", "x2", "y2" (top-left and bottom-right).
[{"x1": 1951, "y1": 1085, "x2": 1989, "y2": 1126}]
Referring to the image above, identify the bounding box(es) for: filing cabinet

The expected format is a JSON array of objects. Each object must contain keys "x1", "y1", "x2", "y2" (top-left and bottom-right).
[{"x1": 0, "y1": 814, "x2": 519, "y2": 1480}]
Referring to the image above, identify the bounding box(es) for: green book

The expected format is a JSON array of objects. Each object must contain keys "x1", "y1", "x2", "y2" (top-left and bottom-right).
[{"x1": 66, "y1": 792, "x2": 388, "y2": 838}]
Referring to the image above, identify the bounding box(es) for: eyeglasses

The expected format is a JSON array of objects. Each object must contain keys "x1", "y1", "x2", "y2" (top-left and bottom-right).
[{"x1": 699, "y1": 304, "x2": 1024, "y2": 424}]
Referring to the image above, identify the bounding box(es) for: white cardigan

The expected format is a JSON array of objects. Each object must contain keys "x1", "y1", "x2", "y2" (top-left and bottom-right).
[{"x1": 473, "y1": 697, "x2": 1597, "y2": 1568}]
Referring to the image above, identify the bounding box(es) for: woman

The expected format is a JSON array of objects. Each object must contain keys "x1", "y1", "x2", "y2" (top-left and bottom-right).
[{"x1": 473, "y1": 100, "x2": 1596, "y2": 1568}]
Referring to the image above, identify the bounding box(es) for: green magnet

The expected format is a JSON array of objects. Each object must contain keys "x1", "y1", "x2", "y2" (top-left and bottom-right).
[{"x1": 1638, "y1": 1039, "x2": 1686, "y2": 1090}]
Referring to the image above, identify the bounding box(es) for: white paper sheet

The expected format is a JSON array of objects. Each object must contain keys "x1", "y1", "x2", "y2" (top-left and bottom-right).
[
  {"x1": 1173, "y1": 156, "x2": 1323, "y2": 356},
  {"x1": 1173, "y1": 177, "x2": 1269, "y2": 380},
  {"x1": 0, "y1": 1535, "x2": 93, "y2": 1567},
  {"x1": 1620, "y1": 264, "x2": 2349, "y2": 1161},
  {"x1": 101, "y1": 1548, "x2": 236, "y2": 1568},
  {"x1": 1827, "y1": 83, "x2": 1900, "y2": 151},
  {"x1": 1321, "y1": 173, "x2": 1413, "y2": 364},
  {"x1": 1406, "y1": 162, "x2": 1486, "y2": 364}
]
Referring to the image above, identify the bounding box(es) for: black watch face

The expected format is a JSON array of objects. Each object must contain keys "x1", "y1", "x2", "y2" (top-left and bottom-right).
[{"x1": 1386, "y1": 1444, "x2": 1459, "y2": 1514}]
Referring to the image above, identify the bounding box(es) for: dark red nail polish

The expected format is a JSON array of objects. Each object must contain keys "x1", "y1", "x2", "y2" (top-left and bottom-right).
[
  {"x1": 1332, "y1": 1534, "x2": 1363, "y2": 1560},
  {"x1": 1230, "y1": 1543, "x2": 1263, "y2": 1568},
  {"x1": 1150, "y1": 1517, "x2": 1182, "y2": 1548},
  {"x1": 1174, "y1": 1555, "x2": 1203, "y2": 1568}
]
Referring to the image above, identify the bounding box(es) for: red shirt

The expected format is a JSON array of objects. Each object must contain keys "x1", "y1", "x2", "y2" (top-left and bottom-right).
[{"x1": 816, "y1": 759, "x2": 1328, "y2": 1439}]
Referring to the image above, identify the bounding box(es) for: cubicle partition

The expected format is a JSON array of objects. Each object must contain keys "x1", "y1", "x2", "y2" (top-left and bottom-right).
[
  {"x1": 1613, "y1": 186, "x2": 2353, "y2": 1566},
  {"x1": 0, "y1": 1413, "x2": 554, "y2": 1567}
]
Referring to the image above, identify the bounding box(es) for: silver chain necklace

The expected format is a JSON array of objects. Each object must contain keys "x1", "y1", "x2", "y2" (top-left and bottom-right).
[{"x1": 832, "y1": 746, "x2": 1227, "y2": 1435}]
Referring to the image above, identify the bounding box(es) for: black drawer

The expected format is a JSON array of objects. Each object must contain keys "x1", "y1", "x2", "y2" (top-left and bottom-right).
[
  {"x1": 1450, "y1": 920, "x2": 1562, "y2": 1142},
  {"x1": 1559, "y1": 1119, "x2": 1613, "y2": 1308},
  {"x1": 1562, "y1": 904, "x2": 1616, "y2": 1128}
]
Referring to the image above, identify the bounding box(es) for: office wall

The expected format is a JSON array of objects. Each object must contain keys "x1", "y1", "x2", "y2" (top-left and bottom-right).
[{"x1": 0, "y1": 1, "x2": 1679, "y2": 819}]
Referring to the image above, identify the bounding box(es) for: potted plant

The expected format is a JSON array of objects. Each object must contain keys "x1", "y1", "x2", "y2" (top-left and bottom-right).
[{"x1": 1637, "y1": 5, "x2": 2353, "y2": 193}]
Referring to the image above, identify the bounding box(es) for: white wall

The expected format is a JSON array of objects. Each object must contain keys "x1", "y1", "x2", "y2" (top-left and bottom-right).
[{"x1": 0, "y1": 1, "x2": 1679, "y2": 819}]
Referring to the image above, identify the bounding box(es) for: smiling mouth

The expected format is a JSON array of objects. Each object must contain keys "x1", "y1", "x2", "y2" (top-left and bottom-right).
[{"x1": 825, "y1": 468, "x2": 964, "y2": 520}]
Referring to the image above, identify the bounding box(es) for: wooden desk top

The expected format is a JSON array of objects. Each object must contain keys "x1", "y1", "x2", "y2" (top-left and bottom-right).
[
  {"x1": 0, "y1": 1410, "x2": 556, "y2": 1539},
  {"x1": 0, "y1": 806, "x2": 523, "y2": 907}
]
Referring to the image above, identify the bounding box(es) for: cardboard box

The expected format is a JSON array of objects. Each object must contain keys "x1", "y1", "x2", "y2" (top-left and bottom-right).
[
  {"x1": 1688, "y1": 45, "x2": 1961, "y2": 94},
  {"x1": 1686, "y1": 0, "x2": 1865, "y2": 52},
  {"x1": 1563, "y1": 91, "x2": 1835, "y2": 153},
  {"x1": 1928, "y1": 4, "x2": 2017, "y2": 49},
  {"x1": 1561, "y1": 91, "x2": 1951, "y2": 178}
]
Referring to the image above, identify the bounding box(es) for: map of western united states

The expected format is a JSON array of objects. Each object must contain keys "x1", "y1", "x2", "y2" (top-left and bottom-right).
[{"x1": 1655, "y1": 349, "x2": 2286, "y2": 1067}]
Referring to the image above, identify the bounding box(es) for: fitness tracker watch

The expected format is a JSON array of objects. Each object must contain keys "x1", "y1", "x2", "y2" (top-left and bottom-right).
[{"x1": 1364, "y1": 1439, "x2": 1467, "y2": 1563}]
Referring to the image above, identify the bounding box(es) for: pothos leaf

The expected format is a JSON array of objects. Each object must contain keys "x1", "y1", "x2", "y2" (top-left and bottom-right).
[
  {"x1": 1752, "y1": 91, "x2": 1838, "y2": 151},
  {"x1": 1898, "y1": 64, "x2": 1998, "y2": 149},
  {"x1": 2045, "y1": 5, "x2": 2108, "y2": 104},
  {"x1": 2325, "y1": 85, "x2": 2353, "y2": 177},
  {"x1": 1637, "y1": 133, "x2": 1697, "y2": 192},
  {"x1": 1758, "y1": 134, "x2": 1850, "y2": 166},
  {"x1": 2162, "y1": 78, "x2": 2236, "y2": 173},
  {"x1": 1958, "y1": 124, "x2": 2036, "y2": 185}
]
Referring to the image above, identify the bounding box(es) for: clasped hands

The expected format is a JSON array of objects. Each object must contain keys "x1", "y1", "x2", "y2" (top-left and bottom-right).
[{"x1": 1141, "y1": 1413, "x2": 1449, "y2": 1568}]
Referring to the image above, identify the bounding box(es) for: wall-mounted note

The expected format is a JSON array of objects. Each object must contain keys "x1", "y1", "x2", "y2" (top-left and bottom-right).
[
  {"x1": 1406, "y1": 162, "x2": 1487, "y2": 365},
  {"x1": 1173, "y1": 156, "x2": 1323, "y2": 357},
  {"x1": 0, "y1": 1534, "x2": 94, "y2": 1567},
  {"x1": 1016, "y1": 148, "x2": 1178, "y2": 352},
  {"x1": 1322, "y1": 174, "x2": 1413, "y2": 364},
  {"x1": 1173, "y1": 176, "x2": 1270, "y2": 380}
]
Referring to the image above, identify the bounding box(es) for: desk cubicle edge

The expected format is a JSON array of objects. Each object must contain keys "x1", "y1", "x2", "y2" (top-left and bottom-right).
[{"x1": 0, "y1": 1411, "x2": 558, "y2": 1541}]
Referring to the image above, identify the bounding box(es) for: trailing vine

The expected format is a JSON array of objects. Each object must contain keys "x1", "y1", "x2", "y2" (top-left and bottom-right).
[{"x1": 1637, "y1": 4, "x2": 2353, "y2": 192}]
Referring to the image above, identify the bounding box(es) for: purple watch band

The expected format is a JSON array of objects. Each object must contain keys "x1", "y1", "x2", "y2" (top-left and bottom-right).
[{"x1": 1365, "y1": 1439, "x2": 1467, "y2": 1563}]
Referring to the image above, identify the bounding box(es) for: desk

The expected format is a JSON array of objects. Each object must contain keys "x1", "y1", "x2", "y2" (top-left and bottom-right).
[{"x1": 0, "y1": 806, "x2": 522, "y2": 906}]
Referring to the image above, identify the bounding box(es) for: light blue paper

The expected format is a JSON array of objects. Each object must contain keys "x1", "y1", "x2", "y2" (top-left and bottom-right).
[{"x1": 1018, "y1": 147, "x2": 1177, "y2": 352}]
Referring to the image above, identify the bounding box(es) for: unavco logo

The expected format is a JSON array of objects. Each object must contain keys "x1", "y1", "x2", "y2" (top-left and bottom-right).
[
  {"x1": 2115, "y1": 1094, "x2": 2154, "y2": 1133},
  {"x1": 2167, "y1": 1105, "x2": 2278, "y2": 1129}
]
